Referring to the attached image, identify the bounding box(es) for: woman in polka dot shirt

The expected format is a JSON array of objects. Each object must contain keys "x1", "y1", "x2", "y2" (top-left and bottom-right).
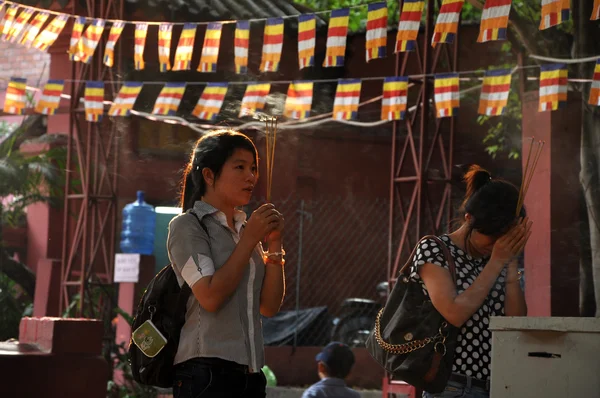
[{"x1": 410, "y1": 165, "x2": 531, "y2": 398}]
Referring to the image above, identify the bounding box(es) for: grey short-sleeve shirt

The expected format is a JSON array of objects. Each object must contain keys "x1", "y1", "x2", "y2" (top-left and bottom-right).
[{"x1": 167, "y1": 200, "x2": 266, "y2": 371}]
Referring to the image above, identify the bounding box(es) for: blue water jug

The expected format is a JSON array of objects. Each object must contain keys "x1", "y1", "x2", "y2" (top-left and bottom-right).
[{"x1": 120, "y1": 191, "x2": 156, "y2": 255}]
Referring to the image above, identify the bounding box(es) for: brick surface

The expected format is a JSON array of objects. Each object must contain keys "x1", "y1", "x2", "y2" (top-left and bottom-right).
[
  {"x1": 19, "y1": 317, "x2": 104, "y2": 355},
  {"x1": 0, "y1": 40, "x2": 50, "y2": 88}
]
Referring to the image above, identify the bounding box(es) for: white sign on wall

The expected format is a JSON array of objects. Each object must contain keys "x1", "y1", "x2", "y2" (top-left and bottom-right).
[{"x1": 114, "y1": 253, "x2": 141, "y2": 283}]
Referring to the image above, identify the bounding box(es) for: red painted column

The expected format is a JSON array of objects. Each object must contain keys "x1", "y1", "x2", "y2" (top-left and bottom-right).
[{"x1": 521, "y1": 91, "x2": 582, "y2": 316}]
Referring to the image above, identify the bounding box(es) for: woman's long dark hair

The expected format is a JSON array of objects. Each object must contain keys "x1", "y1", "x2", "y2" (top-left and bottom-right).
[
  {"x1": 460, "y1": 165, "x2": 525, "y2": 240},
  {"x1": 180, "y1": 130, "x2": 258, "y2": 211}
]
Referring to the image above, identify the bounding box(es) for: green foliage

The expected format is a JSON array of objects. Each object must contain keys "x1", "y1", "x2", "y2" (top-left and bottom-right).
[{"x1": 0, "y1": 273, "x2": 33, "y2": 341}]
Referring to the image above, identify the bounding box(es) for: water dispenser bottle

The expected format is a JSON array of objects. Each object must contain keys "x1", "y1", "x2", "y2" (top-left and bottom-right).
[{"x1": 120, "y1": 191, "x2": 156, "y2": 255}]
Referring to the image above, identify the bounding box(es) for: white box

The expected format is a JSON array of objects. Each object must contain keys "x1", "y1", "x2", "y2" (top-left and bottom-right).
[{"x1": 489, "y1": 317, "x2": 600, "y2": 397}]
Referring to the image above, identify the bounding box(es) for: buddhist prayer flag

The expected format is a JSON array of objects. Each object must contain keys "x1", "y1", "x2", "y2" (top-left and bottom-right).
[
  {"x1": 240, "y1": 83, "x2": 271, "y2": 117},
  {"x1": 192, "y1": 82, "x2": 228, "y2": 121},
  {"x1": 432, "y1": 0, "x2": 464, "y2": 47},
  {"x1": 152, "y1": 82, "x2": 186, "y2": 116},
  {"x1": 32, "y1": 14, "x2": 69, "y2": 52},
  {"x1": 589, "y1": 59, "x2": 600, "y2": 105},
  {"x1": 284, "y1": 81, "x2": 313, "y2": 120},
  {"x1": 76, "y1": 18, "x2": 106, "y2": 63},
  {"x1": 234, "y1": 21, "x2": 250, "y2": 74},
  {"x1": 539, "y1": 63, "x2": 568, "y2": 111},
  {"x1": 478, "y1": 0, "x2": 511, "y2": 42},
  {"x1": 540, "y1": 0, "x2": 570, "y2": 29},
  {"x1": 158, "y1": 24, "x2": 173, "y2": 72},
  {"x1": 260, "y1": 18, "x2": 284, "y2": 72},
  {"x1": 108, "y1": 82, "x2": 143, "y2": 116},
  {"x1": 0, "y1": 4, "x2": 19, "y2": 39},
  {"x1": 333, "y1": 79, "x2": 361, "y2": 120},
  {"x1": 592, "y1": 0, "x2": 600, "y2": 20},
  {"x1": 478, "y1": 69, "x2": 511, "y2": 116},
  {"x1": 134, "y1": 23, "x2": 148, "y2": 70},
  {"x1": 298, "y1": 14, "x2": 316, "y2": 69},
  {"x1": 366, "y1": 2, "x2": 388, "y2": 62},
  {"x1": 68, "y1": 16, "x2": 85, "y2": 61},
  {"x1": 173, "y1": 23, "x2": 196, "y2": 71},
  {"x1": 198, "y1": 22, "x2": 222, "y2": 72},
  {"x1": 323, "y1": 8, "x2": 349, "y2": 67},
  {"x1": 84, "y1": 81, "x2": 104, "y2": 122},
  {"x1": 19, "y1": 11, "x2": 50, "y2": 47},
  {"x1": 3, "y1": 77, "x2": 27, "y2": 115},
  {"x1": 5, "y1": 7, "x2": 34, "y2": 42},
  {"x1": 381, "y1": 77, "x2": 408, "y2": 121},
  {"x1": 434, "y1": 73, "x2": 460, "y2": 118},
  {"x1": 103, "y1": 21, "x2": 125, "y2": 67},
  {"x1": 34, "y1": 79, "x2": 64, "y2": 115},
  {"x1": 395, "y1": 0, "x2": 424, "y2": 52}
]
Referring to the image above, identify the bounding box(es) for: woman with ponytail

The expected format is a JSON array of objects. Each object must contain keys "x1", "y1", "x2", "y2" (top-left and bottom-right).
[
  {"x1": 410, "y1": 165, "x2": 531, "y2": 398},
  {"x1": 167, "y1": 130, "x2": 286, "y2": 398}
]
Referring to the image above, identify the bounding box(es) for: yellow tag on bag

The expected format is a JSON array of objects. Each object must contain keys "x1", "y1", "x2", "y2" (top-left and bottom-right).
[{"x1": 132, "y1": 319, "x2": 167, "y2": 358}]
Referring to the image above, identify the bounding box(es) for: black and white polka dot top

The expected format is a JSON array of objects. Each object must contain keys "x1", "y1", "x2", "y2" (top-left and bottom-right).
[{"x1": 409, "y1": 235, "x2": 506, "y2": 381}]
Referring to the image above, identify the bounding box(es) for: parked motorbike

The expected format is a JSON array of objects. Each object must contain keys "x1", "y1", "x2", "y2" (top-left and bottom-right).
[{"x1": 330, "y1": 281, "x2": 389, "y2": 347}]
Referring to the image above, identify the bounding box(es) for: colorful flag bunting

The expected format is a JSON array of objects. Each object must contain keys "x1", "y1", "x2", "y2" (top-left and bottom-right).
[
  {"x1": 589, "y1": 59, "x2": 600, "y2": 105},
  {"x1": 478, "y1": 0, "x2": 511, "y2": 42},
  {"x1": 0, "y1": 4, "x2": 19, "y2": 39},
  {"x1": 434, "y1": 73, "x2": 460, "y2": 118},
  {"x1": 32, "y1": 14, "x2": 68, "y2": 52},
  {"x1": 298, "y1": 14, "x2": 316, "y2": 69},
  {"x1": 68, "y1": 16, "x2": 85, "y2": 61},
  {"x1": 5, "y1": 7, "x2": 34, "y2": 42},
  {"x1": 333, "y1": 79, "x2": 361, "y2": 120},
  {"x1": 381, "y1": 77, "x2": 408, "y2": 121},
  {"x1": 284, "y1": 81, "x2": 314, "y2": 119},
  {"x1": 3, "y1": 77, "x2": 27, "y2": 115},
  {"x1": 158, "y1": 24, "x2": 173, "y2": 72},
  {"x1": 19, "y1": 11, "x2": 49, "y2": 47},
  {"x1": 108, "y1": 82, "x2": 143, "y2": 116},
  {"x1": 366, "y1": 2, "x2": 388, "y2": 62},
  {"x1": 395, "y1": 0, "x2": 424, "y2": 52},
  {"x1": 478, "y1": 69, "x2": 512, "y2": 116},
  {"x1": 152, "y1": 82, "x2": 186, "y2": 116},
  {"x1": 192, "y1": 82, "x2": 228, "y2": 121},
  {"x1": 260, "y1": 18, "x2": 284, "y2": 72},
  {"x1": 34, "y1": 79, "x2": 64, "y2": 115},
  {"x1": 84, "y1": 81, "x2": 104, "y2": 122},
  {"x1": 76, "y1": 18, "x2": 106, "y2": 63},
  {"x1": 539, "y1": 63, "x2": 568, "y2": 111},
  {"x1": 432, "y1": 0, "x2": 464, "y2": 47},
  {"x1": 540, "y1": 0, "x2": 570, "y2": 30},
  {"x1": 593, "y1": 0, "x2": 600, "y2": 20},
  {"x1": 240, "y1": 83, "x2": 271, "y2": 117},
  {"x1": 103, "y1": 21, "x2": 125, "y2": 67},
  {"x1": 173, "y1": 23, "x2": 196, "y2": 71},
  {"x1": 134, "y1": 23, "x2": 148, "y2": 70},
  {"x1": 234, "y1": 21, "x2": 250, "y2": 74},
  {"x1": 198, "y1": 22, "x2": 222, "y2": 72},
  {"x1": 323, "y1": 8, "x2": 350, "y2": 67}
]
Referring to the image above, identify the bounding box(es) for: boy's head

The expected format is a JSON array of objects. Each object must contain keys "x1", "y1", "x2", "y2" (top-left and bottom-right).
[{"x1": 315, "y1": 342, "x2": 355, "y2": 379}]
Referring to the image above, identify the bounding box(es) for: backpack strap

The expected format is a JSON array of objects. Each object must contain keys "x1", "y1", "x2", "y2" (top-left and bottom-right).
[{"x1": 398, "y1": 235, "x2": 457, "y2": 284}]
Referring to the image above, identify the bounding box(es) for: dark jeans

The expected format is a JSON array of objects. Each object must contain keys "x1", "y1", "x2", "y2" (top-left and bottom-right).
[
  {"x1": 422, "y1": 374, "x2": 490, "y2": 398},
  {"x1": 173, "y1": 357, "x2": 266, "y2": 398}
]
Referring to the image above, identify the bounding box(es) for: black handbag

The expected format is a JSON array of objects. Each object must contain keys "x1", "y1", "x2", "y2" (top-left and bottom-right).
[{"x1": 366, "y1": 235, "x2": 459, "y2": 393}]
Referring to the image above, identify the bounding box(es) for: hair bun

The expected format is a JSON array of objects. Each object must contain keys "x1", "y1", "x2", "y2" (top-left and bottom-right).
[{"x1": 463, "y1": 165, "x2": 491, "y2": 201}]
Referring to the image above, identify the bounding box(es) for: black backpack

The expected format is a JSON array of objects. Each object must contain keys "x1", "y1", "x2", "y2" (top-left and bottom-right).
[{"x1": 129, "y1": 212, "x2": 207, "y2": 388}]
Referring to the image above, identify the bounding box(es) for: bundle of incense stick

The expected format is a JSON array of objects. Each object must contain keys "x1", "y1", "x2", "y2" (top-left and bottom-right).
[
  {"x1": 516, "y1": 137, "x2": 545, "y2": 216},
  {"x1": 264, "y1": 117, "x2": 278, "y2": 202}
]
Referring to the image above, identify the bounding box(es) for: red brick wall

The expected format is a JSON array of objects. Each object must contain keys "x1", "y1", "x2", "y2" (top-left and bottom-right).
[{"x1": 0, "y1": 41, "x2": 50, "y2": 86}]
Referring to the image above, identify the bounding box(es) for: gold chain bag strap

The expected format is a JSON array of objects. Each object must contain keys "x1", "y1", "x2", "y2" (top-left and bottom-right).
[{"x1": 374, "y1": 235, "x2": 457, "y2": 356}]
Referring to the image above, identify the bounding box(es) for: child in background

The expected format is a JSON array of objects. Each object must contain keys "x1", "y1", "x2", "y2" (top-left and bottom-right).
[{"x1": 302, "y1": 342, "x2": 361, "y2": 398}]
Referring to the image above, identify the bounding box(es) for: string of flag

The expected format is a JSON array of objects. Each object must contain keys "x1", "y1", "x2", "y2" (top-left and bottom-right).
[
  {"x1": 4, "y1": 62, "x2": 598, "y2": 120},
  {"x1": 1, "y1": 0, "x2": 598, "y2": 76}
]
